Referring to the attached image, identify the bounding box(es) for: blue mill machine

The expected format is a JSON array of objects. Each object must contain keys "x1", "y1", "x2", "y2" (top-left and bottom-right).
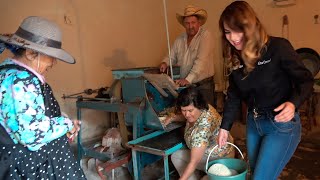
[{"x1": 69, "y1": 67, "x2": 186, "y2": 180}]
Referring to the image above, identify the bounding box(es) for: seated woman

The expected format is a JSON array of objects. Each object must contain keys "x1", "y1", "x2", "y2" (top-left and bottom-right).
[{"x1": 164, "y1": 86, "x2": 234, "y2": 180}]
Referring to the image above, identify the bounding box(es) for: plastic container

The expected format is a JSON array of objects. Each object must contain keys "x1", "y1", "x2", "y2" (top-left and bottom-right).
[{"x1": 205, "y1": 142, "x2": 248, "y2": 180}]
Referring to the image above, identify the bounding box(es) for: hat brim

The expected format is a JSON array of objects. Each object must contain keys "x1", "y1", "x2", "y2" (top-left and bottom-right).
[
  {"x1": 176, "y1": 11, "x2": 207, "y2": 26},
  {"x1": 0, "y1": 34, "x2": 75, "y2": 64}
]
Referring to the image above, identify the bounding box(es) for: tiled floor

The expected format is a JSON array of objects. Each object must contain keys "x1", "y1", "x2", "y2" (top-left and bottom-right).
[{"x1": 79, "y1": 122, "x2": 320, "y2": 180}]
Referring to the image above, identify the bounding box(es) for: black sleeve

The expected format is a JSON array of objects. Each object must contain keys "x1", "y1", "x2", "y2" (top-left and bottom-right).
[
  {"x1": 220, "y1": 75, "x2": 242, "y2": 131},
  {"x1": 280, "y1": 39, "x2": 314, "y2": 109}
]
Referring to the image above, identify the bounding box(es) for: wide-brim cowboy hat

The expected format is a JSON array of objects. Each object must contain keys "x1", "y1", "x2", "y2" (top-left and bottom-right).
[
  {"x1": 0, "y1": 16, "x2": 75, "y2": 64},
  {"x1": 176, "y1": 5, "x2": 208, "y2": 26}
]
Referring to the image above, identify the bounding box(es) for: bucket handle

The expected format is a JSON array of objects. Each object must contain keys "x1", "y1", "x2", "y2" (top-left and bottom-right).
[{"x1": 205, "y1": 142, "x2": 244, "y2": 173}]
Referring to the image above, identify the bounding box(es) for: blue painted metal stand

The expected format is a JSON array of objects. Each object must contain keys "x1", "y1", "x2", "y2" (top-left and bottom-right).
[
  {"x1": 128, "y1": 129, "x2": 185, "y2": 180},
  {"x1": 76, "y1": 100, "x2": 130, "y2": 162},
  {"x1": 75, "y1": 67, "x2": 182, "y2": 179}
]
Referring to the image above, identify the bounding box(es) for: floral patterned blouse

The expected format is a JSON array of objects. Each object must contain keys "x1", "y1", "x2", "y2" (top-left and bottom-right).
[
  {"x1": 184, "y1": 104, "x2": 233, "y2": 158},
  {"x1": 0, "y1": 59, "x2": 73, "y2": 151}
]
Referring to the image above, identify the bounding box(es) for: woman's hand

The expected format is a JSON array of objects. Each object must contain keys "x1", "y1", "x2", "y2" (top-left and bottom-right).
[
  {"x1": 163, "y1": 116, "x2": 174, "y2": 126},
  {"x1": 163, "y1": 113, "x2": 185, "y2": 126},
  {"x1": 274, "y1": 101, "x2": 295, "y2": 122},
  {"x1": 179, "y1": 147, "x2": 206, "y2": 180},
  {"x1": 67, "y1": 120, "x2": 81, "y2": 142},
  {"x1": 217, "y1": 128, "x2": 229, "y2": 148}
]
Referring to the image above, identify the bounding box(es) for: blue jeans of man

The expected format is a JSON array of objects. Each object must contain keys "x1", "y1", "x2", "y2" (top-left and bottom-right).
[{"x1": 246, "y1": 111, "x2": 301, "y2": 180}]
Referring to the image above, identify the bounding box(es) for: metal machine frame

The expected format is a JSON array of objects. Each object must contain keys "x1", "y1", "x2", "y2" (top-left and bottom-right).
[{"x1": 75, "y1": 67, "x2": 184, "y2": 180}]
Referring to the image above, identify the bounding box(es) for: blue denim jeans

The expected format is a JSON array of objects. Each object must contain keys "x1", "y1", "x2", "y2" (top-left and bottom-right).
[{"x1": 246, "y1": 111, "x2": 301, "y2": 180}]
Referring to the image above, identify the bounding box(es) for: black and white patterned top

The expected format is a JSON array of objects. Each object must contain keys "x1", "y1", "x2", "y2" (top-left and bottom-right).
[{"x1": 0, "y1": 62, "x2": 86, "y2": 179}]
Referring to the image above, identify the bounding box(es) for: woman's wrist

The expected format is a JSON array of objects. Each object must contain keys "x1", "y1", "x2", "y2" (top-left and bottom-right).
[
  {"x1": 67, "y1": 131, "x2": 74, "y2": 137},
  {"x1": 169, "y1": 114, "x2": 176, "y2": 122}
]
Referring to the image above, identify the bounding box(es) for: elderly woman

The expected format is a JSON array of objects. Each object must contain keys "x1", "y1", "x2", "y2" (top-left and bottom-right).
[
  {"x1": 164, "y1": 87, "x2": 234, "y2": 180},
  {"x1": 0, "y1": 16, "x2": 86, "y2": 179}
]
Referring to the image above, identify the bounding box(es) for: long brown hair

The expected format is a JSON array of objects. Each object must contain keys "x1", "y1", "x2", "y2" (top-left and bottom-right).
[{"x1": 219, "y1": 1, "x2": 269, "y2": 75}]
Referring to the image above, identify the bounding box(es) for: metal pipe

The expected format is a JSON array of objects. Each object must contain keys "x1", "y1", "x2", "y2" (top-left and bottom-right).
[{"x1": 162, "y1": 0, "x2": 174, "y2": 80}]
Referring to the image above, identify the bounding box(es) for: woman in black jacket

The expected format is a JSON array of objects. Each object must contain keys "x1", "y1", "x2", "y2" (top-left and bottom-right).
[{"x1": 217, "y1": 1, "x2": 314, "y2": 180}]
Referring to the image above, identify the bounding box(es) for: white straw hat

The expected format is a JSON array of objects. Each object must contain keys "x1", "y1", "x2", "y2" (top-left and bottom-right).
[
  {"x1": 176, "y1": 5, "x2": 208, "y2": 26},
  {"x1": 0, "y1": 16, "x2": 75, "y2": 64}
]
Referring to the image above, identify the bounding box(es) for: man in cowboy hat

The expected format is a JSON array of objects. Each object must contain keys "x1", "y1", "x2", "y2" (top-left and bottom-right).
[{"x1": 159, "y1": 5, "x2": 215, "y2": 105}]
